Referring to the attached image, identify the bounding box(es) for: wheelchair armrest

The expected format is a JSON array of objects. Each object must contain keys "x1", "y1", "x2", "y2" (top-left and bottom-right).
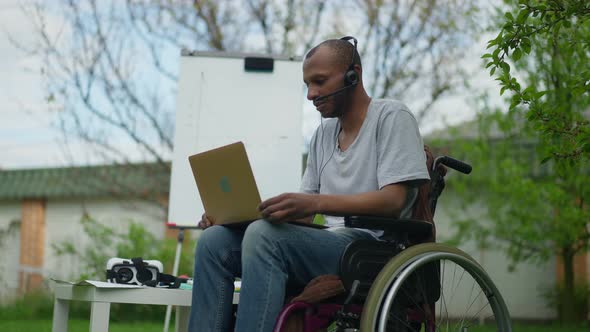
[{"x1": 344, "y1": 215, "x2": 433, "y2": 238}]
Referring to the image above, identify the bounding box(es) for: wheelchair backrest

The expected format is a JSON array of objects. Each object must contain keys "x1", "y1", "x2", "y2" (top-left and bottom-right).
[
  {"x1": 406, "y1": 146, "x2": 472, "y2": 244},
  {"x1": 385, "y1": 145, "x2": 448, "y2": 244}
]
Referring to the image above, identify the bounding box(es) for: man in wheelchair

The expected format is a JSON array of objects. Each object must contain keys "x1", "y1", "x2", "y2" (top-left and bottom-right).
[{"x1": 189, "y1": 37, "x2": 509, "y2": 332}]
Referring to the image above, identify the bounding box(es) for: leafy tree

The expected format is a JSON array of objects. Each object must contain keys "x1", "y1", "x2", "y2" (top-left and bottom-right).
[
  {"x1": 469, "y1": 1, "x2": 590, "y2": 321},
  {"x1": 484, "y1": 0, "x2": 590, "y2": 165},
  {"x1": 446, "y1": 99, "x2": 590, "y2": 323}
]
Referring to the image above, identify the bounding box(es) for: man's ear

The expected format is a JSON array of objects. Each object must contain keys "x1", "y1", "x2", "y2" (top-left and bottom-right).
[{"x1": 353, "y1": 64, "x2": 362, "y2": 80}]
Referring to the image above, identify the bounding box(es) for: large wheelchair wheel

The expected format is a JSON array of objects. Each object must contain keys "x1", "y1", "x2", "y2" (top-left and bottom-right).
[{"x1": 360, "y1": 243, "x2": 511, "y2": 332}]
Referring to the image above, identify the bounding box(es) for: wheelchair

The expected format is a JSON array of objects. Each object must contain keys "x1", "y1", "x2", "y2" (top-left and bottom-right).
[{"x1": 273, "y1": 152, "x2": 512, "y2": 332}]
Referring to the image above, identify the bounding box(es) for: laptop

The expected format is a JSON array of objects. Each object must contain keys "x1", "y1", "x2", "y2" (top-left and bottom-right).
[
  {"x1": 188, "y1": 141, "x2": 326, "y2": 228},
  {"x1": 189, "y1": 141, "x2": 262, "y2": 225}
]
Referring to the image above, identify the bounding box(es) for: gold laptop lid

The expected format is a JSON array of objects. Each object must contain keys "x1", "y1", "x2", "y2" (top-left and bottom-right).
[{"x1": 188, "y1": 142, "x2": 262, "y2": 224}]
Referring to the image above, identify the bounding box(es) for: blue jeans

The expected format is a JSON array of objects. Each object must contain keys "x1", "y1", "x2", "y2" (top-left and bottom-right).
[{"x1": 188, "y1": 220, "x2": 374, "y2": 332}]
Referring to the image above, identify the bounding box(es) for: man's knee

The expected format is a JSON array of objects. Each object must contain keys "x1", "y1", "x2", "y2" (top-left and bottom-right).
[
  {"x1": 242, "y1": 220, "x2": 281, "y2": 256},
  {"x1": 196, "y1": 225, "x2": 235, "y2": 259}
]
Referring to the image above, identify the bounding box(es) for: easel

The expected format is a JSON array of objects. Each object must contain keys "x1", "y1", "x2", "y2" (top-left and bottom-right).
[{"x1": 163, "y1": 223, "x2": 199, "y2": 332}]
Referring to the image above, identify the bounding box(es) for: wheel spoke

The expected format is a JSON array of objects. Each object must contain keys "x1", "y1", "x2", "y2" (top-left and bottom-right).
[
  {"x1": 467, "y1": 294, "x2": 492, "y2": 326},
  {"x1": 455, "y1": 278, "x2": 478, "y2": 330}
]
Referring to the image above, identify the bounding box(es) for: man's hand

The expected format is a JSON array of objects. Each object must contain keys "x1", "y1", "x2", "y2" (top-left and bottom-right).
[
  {"x1": 258, "y1": 193, "x2": 320, "y2": 223},
  {"x1": 198, "y1": 213, "x2": 215, "y2": 229}
]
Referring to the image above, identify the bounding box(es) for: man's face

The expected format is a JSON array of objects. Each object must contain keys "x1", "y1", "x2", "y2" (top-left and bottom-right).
[{"x1": 303, "y1": 46, "x2": 350, "y2": 118}]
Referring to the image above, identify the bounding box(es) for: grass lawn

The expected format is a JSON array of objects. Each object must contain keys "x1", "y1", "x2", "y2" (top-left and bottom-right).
[
  {"x1": 0, "y1": 319, "x2": 168, "y2": 332},
  {"x1": 467, "y1": 324, "x2": 589, "y2": 332},
  {"x1": 1, "y1": 319, "x2": 589, "y2": 331}
]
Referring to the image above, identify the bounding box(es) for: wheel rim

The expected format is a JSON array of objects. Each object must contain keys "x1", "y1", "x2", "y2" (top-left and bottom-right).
[{"x1": 360, "y1": 243, "x2": 512, "y2": 332}]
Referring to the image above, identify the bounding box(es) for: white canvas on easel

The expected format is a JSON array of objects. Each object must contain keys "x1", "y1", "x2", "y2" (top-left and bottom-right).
[{"x1": 167, "y1": 50, "x2": 304, "y2": 228}]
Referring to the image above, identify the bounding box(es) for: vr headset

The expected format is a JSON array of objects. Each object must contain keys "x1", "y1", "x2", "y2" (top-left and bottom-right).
[{"x1": 106, "y1": 257, "x2": 187, "y2": 288}]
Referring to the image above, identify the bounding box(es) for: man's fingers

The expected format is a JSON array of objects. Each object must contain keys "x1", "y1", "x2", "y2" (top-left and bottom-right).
[
  {"x1": 198, "y1": 214, "x2": 214, "y2": 229},
  {"x1": 259, "y1": 193, "x2": 290, "y2": 211},
  {"x1": 199, "y1": 213, "x2": 208, "y2": 228},
  {"x1": 261, "y1": 199, "x2": 292, "y2": 218},
  {"x1": 204, "y1": 214, "x2": 215, "y2": 225},
  {"x1": 266, "y1": 207, "x2": 297, "y2": 223}
]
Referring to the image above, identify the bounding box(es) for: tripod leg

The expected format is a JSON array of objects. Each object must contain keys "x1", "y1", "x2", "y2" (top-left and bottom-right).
[{"x1": 164, "y1": 229, "x2": 185, "y2": 332}]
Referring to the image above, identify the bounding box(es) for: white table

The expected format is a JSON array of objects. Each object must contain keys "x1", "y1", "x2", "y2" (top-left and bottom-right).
[{"x1": 52, "y1": 283, "x2": 240, "y2": 332}]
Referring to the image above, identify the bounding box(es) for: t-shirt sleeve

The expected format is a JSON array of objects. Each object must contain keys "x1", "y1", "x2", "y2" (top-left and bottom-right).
[
  {"x1": 300, "y1": 130, "x2": 320, "y2": 194},
  {"x1": 376, "y1": 105, "x2": 430, "y2": 189}
]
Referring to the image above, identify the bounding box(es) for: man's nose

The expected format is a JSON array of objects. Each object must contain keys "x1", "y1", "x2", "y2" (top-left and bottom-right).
[{"x1": 307, "y1": 87, "x2": 319, "y2": 101}]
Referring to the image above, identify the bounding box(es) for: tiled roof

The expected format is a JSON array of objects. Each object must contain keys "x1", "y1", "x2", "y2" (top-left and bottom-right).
[{"x1": 0, "y1": 162, "x2": 170, "y2": 201}]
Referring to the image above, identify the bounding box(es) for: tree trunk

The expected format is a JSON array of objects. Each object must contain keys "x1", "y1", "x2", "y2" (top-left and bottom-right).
[{"x1": 560, "y1": 248, "x2": 576, "y2": 324}]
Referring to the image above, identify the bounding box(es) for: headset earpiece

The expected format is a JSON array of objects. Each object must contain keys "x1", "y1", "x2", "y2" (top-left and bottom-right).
[
  {"x1": 344, "y1": 67, "x2": 358, "y2": 86},
  {"x1": 339, "y1": 36, "x2": 359, "y2": 87}
]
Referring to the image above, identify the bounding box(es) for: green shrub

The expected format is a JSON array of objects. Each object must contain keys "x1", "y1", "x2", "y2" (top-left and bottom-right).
[
  {"x1": 542, "y1": 281, "x2": 590, "y2": 323},
  {"x1": 7, "y1": 213, "x2": 198, "y2": 322},
  {"x1": 2, "y1": 215, "x2": 191, "y2": 322},
  {"x1": 0, "y1": 288, "x2": 95, "y2": 321},
  {"x1": 0, "y1": 289, "x2": 55, "y2": 320},
  {"x1": 52, "y1": 213, "x2": 195, "y2": 280}
]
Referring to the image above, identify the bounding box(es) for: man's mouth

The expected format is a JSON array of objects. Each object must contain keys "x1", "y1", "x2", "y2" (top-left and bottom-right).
[{"x1": 314, "y1": 101, "x2": 326, "y2": 111}]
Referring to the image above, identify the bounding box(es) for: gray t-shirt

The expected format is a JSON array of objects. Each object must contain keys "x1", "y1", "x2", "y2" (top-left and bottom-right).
[{"x1": 301, "y1": 99, "x2": 430, "y2": 233}]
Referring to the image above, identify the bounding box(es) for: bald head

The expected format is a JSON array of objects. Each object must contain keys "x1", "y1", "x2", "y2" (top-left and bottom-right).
[{"x1": 305, "y1": 39, "x2": 362, "y2": 71}]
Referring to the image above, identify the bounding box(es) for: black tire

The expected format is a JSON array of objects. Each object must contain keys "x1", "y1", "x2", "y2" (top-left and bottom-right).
[{"x1": 360, "y1": 243, "x2": 512, "y2": 332}]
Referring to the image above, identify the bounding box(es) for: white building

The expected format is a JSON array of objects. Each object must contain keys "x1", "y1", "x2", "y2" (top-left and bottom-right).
[{"x1": 0, "y1": 162, "x2": 172, "y2": 302}]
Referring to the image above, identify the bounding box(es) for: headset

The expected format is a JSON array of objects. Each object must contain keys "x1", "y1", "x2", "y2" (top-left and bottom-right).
[
  {"x1": 340, "y1": 36, "x2": 359, "y2": 88},
  {"x1": 314, "y1": 36, "x2": 359, "y2": 102},
  {"x1": 106, "y1": 257, "x2": 188, "y2": 288},
  {"x1": 317, "y1": 36, "x2": 359, "y2": 188}
]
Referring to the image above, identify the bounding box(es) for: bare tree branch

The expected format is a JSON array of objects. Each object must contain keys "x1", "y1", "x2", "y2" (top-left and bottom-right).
[
  {"x1": 355, "y1": 0, "x2": 479, "y2": 123},
  {"x1": 14, "y1": 0, "x2": 481, "y2": 207}
]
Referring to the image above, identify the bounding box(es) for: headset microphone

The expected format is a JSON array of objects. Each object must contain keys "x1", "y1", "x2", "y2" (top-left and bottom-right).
[{"x1": 313, "y1": 84, "x2": 355, "y2": 102}]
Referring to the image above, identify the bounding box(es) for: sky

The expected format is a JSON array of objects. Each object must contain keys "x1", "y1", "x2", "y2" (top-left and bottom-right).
[
  {"x1": 0, "y1": 0, "x2": 502, "y2": 170},
  {"x1": 0, "y1": 1, "x2": 60, "y2": 168}
]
